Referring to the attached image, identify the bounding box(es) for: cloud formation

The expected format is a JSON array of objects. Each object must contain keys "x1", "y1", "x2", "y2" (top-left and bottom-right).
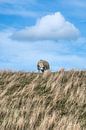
[
  {"x1": 0, "y1": 30, "x2": 86, "y2": 71},
  {"x1": 0, "y1": 0, "x2": 36, "y2": 4},
  {"x1": 11, "y1": 12, "x2": 80, "y2": 41},
  {"x1": 62, "y1": 0, "x2": 86, "y2": 8}
]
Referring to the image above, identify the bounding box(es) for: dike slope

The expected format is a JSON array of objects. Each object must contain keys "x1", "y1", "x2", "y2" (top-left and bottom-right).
[{"x1": 0, "y1": 70, "x2": 86, "y2": 130}]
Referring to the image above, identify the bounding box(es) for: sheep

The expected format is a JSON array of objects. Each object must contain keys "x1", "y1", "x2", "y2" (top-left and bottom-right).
[{"x1": 37, "y1": 60, "x2": 50, "y2": 72}]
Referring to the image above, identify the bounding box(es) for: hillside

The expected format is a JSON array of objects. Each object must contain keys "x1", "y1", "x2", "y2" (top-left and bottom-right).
[{"x1": 0, "y1": 70, "x2": 86, "y2": 130}]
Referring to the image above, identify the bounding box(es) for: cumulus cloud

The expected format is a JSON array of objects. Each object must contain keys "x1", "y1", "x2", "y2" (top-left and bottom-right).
[
  {"x1": 11, "y1": 12, "x2": 80, "y2": 41},
  {"x1": 0, "y1": 30, "x2": 86, "y2": 71}
]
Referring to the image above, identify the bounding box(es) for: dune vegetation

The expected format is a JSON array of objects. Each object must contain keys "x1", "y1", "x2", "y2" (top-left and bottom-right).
[{"x1": 0, "y1": 70, "x2": 86, "y2": 130}]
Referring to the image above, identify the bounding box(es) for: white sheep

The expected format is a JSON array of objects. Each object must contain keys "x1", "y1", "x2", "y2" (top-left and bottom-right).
[{"x1": 37, "y1": 60, "x2": 50, "y2": 72}]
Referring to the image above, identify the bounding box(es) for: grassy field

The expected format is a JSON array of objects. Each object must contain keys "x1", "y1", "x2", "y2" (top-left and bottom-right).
[{"x1": 0, "y1": 70, "x2": 86, "y2": 130}]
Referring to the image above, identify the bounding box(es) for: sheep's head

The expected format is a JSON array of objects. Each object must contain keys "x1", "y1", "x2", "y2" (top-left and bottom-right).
[{"x1": 37, "y1": 62, "x2": 45, "y2": 72}]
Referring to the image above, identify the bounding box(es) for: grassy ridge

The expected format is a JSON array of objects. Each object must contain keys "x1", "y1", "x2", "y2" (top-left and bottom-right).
[{"x1": 0, "y1": 70, "x2": 86, "y2": 130}]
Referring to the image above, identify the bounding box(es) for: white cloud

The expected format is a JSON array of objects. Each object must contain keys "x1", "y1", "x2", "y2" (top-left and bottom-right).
[
  {"x1": 62, "y1": 0, "x2": 86, "y2": 8},
  {"x1": 0, "y1": 8, "x2": 37, "y2": 17},
  {"x1": 11, "y1": 12, "x2": 80, "y2": 41},
  {"x1": 0, "y1": 0, "x2": 36, "y2": 4},
  {"x1": 0, "y1": 30, "x2": 86, "y2": 71},
  {"x1": 0, "y1": 0, "x2": 38, "y2": 17}
]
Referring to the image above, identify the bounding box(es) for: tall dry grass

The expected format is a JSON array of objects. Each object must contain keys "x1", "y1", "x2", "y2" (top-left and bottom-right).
[{"x1": 0, "y1": 70, "x2": 86, "y2": 130}]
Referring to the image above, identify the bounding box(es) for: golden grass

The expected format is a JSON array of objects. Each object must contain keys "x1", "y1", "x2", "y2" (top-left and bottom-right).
[{"x1": 0, "y1": 70, "x2": 86, "y2": 130}]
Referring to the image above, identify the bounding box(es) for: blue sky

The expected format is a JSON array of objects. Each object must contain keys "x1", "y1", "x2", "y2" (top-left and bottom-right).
[{"x1": 0, "y1": 0, "x2": 86, "y2": 72}]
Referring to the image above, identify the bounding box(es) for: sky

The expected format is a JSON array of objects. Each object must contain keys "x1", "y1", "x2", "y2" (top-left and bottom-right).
[{"x1": 0, "y1": 0, "x2": 86, "y2": 72}]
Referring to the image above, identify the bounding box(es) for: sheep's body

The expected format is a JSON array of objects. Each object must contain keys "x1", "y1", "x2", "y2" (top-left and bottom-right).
[{"x1": 37, "y1": 60, "x2": 50, "y2": 72}]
